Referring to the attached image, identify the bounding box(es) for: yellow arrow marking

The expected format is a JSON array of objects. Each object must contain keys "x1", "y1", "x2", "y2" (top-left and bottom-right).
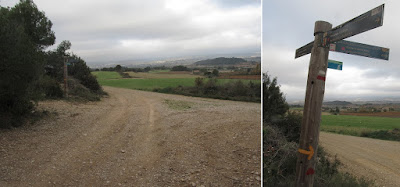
[{"x1": 298, "y1": 145, "x2": 314, "y2": 160}]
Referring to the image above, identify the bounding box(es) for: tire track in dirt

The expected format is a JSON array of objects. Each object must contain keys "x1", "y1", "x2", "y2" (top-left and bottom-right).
[
  {"x1": 0, "y1": 86, "x2": 261, "y2": 186},
  {"x1": 320, "y1": 132, "x2": 400, "y2": 187}
]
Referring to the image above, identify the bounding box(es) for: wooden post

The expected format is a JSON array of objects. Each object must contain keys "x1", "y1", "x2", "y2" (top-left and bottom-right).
[
  {"x1": 295, "y1": 21, "x2": 332, "y2": 187},
  {"x1": 64, "y1": 56, "x2": 68, "y2": 97}
]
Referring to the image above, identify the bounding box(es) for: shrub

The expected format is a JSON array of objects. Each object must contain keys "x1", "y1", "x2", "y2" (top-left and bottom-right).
[
  {"x1": 360, "y1": 129, "x2": 400, "y2": 141},
  {"x1": 36, "y1": 75, "x2": 63, "y2": 99},
  {"x1": 263, "y1": 73, "x2": 289, "y2": 122},
  {"x1": 171, "y1": 65, "x2": 189, "y2": 71},
  {"x1": 195, "y1": 77, "x2": 204, "y2": 88},
  {"x1": 272, "y1": 112, "x2": 302, "y2": 142},
  {"x1": 67, "y1": 78, "x2": 100, "y2": 101}
]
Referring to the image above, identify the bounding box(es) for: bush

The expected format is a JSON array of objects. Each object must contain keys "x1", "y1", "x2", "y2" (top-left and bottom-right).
[
  {"x1": 171, "y1": 65, "x2": 189, "y2": 71},
  {"x1": 195, "y1": 77, "x2": 204, "y2": 88},
  {"x1": 263, "y1": 73, "x2": 289, "y2": 122},
  {"x1": 360, "y1": 128, "x2": 400, "y2": 141},
  {"x1": 67, "y1": 78, "x2": 100, "y2": 101},
  {"x1": 272, "y1": 112, "x2": 302, "y2": 142},
  {"x1": 152, "y1": 78, "x2": 261, "y2": 102},
  {"x1": 264, "y1": 125, "x2": 298, "y2": 186},
  {"x1": 37, "y1": 75, "x2": 63, "y2": 99}
]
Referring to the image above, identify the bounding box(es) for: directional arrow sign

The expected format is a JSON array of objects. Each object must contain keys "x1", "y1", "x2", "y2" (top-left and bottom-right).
[
  {"x1": 330, "y1": 40, "x2": 389, "y2": 60},
  {"x1": 295, "y1": 41, "x2": 314, "y2": 58},
  {"x1": 328, "y1": 59, "x2": 343, "y2": 70},
  {"x1": 295, "y1": 40, "x2": 389, "y2": 60},
  {"x1": 324, "y1": 4, "x2": 384, "y2": 45},
  {"x1": 298, "y1": 145, "x2": 314, "y2": 160}
]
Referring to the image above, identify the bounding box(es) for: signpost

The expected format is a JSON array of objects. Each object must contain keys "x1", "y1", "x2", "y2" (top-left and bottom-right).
[
  {"x1": 63, "y1": 56, "x2": 68, "y2": 97},
  {"x1": 294, "y1": 4, "x2": 389, "y2": 187},
  {"x1": 63, "y1": 57, "x2": 77, "y2": 97}
]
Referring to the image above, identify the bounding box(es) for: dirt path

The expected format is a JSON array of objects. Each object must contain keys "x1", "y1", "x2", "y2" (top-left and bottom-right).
[
  {"x1": 320, "y1": 132, "x2": 400, "y2": 187},
  {"x1": 0, "y1": 87, "x2": 261, "y2": 186}
]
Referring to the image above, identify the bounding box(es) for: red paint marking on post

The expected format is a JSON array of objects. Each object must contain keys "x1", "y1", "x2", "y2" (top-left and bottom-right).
[
  {"x1": 306, "y1": 168, "x2": 315, "y2": 175},
  {"x1": 317, "y1": 75, "x2": 326, "y2": 81}
]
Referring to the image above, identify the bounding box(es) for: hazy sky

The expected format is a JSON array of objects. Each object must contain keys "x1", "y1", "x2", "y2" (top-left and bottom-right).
[
  {"x1": 263, "y1": 0, "x2": 400, "y2": 102},
  {"x1": 0, "y1": 0, "x2": 261, "y2": 65}
]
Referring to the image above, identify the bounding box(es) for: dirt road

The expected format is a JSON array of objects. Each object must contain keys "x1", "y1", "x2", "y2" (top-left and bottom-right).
[
  {"x1": 320, "y1": 132, "x2": 400, "y2": 187},
  {"x1": 0, "y1": 87, "x2": 261, "y2": 186}
]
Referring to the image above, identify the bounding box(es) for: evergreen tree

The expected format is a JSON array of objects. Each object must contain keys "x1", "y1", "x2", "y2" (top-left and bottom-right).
[{"x1": 263, "y1": 73, "x2": 289, "y2": 122}]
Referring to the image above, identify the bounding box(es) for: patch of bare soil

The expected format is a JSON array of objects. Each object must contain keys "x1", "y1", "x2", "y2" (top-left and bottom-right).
[
  {"x1": 320, "y1": 132, "x2": 400, "y2": 187},
  {"x1": 0, "y1": 86, "x2": 261, "y2": 186}
]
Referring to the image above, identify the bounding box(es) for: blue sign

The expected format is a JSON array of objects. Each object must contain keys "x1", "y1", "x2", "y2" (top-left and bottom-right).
[{"x1": 328, "y1": 60, "x2": 343, "y2": 70}]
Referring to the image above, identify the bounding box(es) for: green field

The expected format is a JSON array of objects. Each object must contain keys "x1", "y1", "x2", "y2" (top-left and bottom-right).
[
  {"x1": 321, "y1": 115, "x2": 400, "y2": 139},
  {"x1": 92, "y1": 71, "x2": 121, "y2": 80},
  {"x1": 126, "y1": 72, "x2": 202, "y2": 79},
  {"x1": 93, "y1": 71, "x2": 260, "y2": 91},
  {"x1": 98, "y1": 78, "x2": 197, "y2": 90}
]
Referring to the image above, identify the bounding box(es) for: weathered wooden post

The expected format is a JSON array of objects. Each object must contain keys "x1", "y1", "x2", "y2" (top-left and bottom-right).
[
  {"x1": 64, "y1": 56, "x2": 68, "y2": 97},
  {"x1": 295, "y1": 21, "x2": 332, "y2": 187}
]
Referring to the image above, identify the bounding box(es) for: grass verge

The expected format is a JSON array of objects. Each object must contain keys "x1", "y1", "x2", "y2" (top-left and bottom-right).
[{"x1": 163, "y1": 99, "x2": 193, "y2": 110}]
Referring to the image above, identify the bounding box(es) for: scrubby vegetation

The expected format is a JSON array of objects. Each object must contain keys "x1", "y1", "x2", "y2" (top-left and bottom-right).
[
  {"x1": 154, "y1": 78, "x2": 261, "y2": 102},
  {"x1": 0, "y1": 0, "x2": 104, "y2": 128},
  {"x1": 263, "y1": 73, "x2": 372, "y2": 186}
]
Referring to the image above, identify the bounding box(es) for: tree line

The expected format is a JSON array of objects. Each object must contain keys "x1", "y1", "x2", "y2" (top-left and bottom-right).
[{"x1": 1, "y1": 0, "x2": 102, "y2": 128}]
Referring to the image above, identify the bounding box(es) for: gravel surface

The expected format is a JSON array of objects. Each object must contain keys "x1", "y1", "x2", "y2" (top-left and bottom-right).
[
  {"x1": 320, "y1": 132, "x2": 400, "y2": 187},
  {"x1": 0, "y1": 87, "x2": 261, "y2": 186}
]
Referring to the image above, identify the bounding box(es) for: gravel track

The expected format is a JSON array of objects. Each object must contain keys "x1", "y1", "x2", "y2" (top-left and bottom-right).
[
  {"x1": 320, "y1": 132, "x2": 400, "y2": 187},
  {"x1": 0, "y1": 86, "x2": 261, "y2": 186}
]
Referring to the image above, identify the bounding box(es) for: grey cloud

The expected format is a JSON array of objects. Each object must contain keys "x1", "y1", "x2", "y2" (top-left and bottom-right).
[{"x1": 1, "y1": 0, "x2": 260, "y2": 65}]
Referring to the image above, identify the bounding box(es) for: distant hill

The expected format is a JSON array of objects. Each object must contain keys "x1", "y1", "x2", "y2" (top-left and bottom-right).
[
  {"x1": 193, "y1": 57, "x2": 247, "y2": 66},
  {"x1": 323, "y1": 100, "x2": 352, "y2": 105},
  {"x1": 243, "y1": 57, "x2": 261, "y2": 63}
]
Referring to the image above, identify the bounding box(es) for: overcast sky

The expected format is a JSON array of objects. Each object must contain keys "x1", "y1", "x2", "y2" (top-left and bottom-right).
[
  {"x1": 263, "y1": 0, "x2": 400, "y2": 103},
  {"x1": 1, "y1": 0, "x2": 261, "y2": 66}
]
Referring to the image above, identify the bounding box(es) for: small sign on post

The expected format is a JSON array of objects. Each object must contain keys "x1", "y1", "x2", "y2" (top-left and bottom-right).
[{"x1": 328, "y1": 60, "x2": 343, "y2": 70}]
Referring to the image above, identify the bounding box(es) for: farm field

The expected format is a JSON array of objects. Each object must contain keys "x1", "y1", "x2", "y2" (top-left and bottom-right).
[
  {"x1": 92, "y1": 71, "x2": 121, "y2": 80},
  {"x1": 126, "y1": 71, "x2": 203, "y2": 79},
  {"x1": 341, "y1": 111, "x2": 400, "y2": 118},
  {"x1": 92, "y1": 71, "x2": 261, "y2": 91},
  {"x1": 321, "y1": 115, "x2": 400, "y2": 137}
]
